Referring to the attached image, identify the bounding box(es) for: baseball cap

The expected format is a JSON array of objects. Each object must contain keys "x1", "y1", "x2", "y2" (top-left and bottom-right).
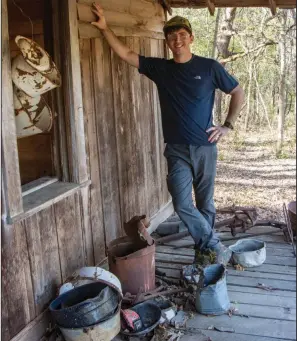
[{"x1": 163, "y1": 16, "x2": 193, "y2": 35}]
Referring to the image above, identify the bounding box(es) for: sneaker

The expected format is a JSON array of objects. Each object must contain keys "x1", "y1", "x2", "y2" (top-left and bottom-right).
[{"x1": 214, "y1": 243, "x2": 232, "y2": 266}]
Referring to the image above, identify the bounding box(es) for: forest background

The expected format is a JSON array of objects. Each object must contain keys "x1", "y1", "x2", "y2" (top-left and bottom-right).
[{"x1": 171, "y1": 7, "x2": 296, "y2": 221}]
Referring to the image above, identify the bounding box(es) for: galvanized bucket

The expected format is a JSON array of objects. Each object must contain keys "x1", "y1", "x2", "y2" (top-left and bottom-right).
[
  {"x1": 108, "y1": 236, "x2": 155, "y2": 295},
  {"x1": 11, "y1": 36, "x2": 61, "y2": 97},
  {"x1": 229, "y1": 239, "x2": 266, "y2": 268},
  {"x1": 59, "y1": 306, "x2": 121, "y2": 341},
  {"x1": 196, "y1": 264, "x2": 230, "y2": 315},
  {"x1": 13, "y1": 87, "x2": 53, "y2": 138}
]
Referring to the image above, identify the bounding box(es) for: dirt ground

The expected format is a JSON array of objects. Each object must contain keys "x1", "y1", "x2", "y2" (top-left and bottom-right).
[{"x1": 215, "y1": 130, "x2": 296, "y2": 222}]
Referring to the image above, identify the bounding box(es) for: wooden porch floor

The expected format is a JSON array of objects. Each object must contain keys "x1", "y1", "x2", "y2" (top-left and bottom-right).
[{"x1": 156, "y1": 227, "x2": 296, "y2": 341}]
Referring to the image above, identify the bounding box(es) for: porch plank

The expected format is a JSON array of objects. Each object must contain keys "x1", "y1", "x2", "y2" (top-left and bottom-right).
[
  {"x1": 229, "y1": 291, "x2": 296, "y2": 308},
  {"x1": 157, "y1": 244, "x2": 295, "y2": 257},
  {"x1": 187, "y1": 315, "x2": 296, "y2": 340},
  {"x1": 155, "y1": 251, "x2": 296, "y2": 267},
  {"x1": 200, "y1": 331, "x2": 290, "y2": 341}
]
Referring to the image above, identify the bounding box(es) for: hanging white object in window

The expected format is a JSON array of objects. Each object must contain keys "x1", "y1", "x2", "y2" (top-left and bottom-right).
[
  {"x1": 13, "y1": 87, "x2": 53, "y2": 139},
  {"x1": 11, "y1": 35, "x2": 61, "y2": 97}
]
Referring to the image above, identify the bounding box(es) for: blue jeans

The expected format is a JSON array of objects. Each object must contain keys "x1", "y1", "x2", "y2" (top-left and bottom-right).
[{"x1": 164, "y1": 144, "x2": 220, "y2": 251}]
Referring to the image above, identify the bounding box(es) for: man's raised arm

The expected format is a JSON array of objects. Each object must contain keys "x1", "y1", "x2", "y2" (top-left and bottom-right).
[{"x1": 91, "y1": 3, "x2": 140, "y2": 68}]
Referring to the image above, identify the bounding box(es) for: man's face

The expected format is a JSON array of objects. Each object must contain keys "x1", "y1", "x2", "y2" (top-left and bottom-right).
[{"x1": 166, "y1": 28, "x2": 194, "y2": 56}]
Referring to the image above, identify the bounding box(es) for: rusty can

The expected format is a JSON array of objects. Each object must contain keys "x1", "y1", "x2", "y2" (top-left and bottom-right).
[{"x1": 108, "y1": 236, "x2": 155, "y2": 295}]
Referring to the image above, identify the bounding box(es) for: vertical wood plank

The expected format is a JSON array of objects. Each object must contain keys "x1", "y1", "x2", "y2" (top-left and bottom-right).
[
  {"x1": 1, "y1": 0, "x2": 23, "y2": 218},
  {"x1": 80, "y1": 38, "x2": 106, "y2": 263},
  {"x1": 54, "y1": 194, "x2": 85, "y2": 281},
  {"x1": 92, "y1": 38, "x2": 122, "y2": 242},
  {"x1": 24, "y1": 207, "x2": 62, "y2": 315},
  {"x1": 1, "y1": 283, "x2": 11, "y2": 341},
  {"x1": 140, "y1": 37, "x2": 160, "y2": 216},
  {"x1": 111, "y1": 38, "x2": 136, "y2": 222},
  {"x1": 61, "y1": 0, "x2": 88, "y2": 184},
  {"x1": 1, "y1": 222, "x2": 35, "y2": 338},
  {"x1": 157, "y1": 39, "x2": 170, "y2": 205},
  {"x1": 51, "y1": 0, "x2": 70, "y2": 182},
  {"x1": 126, "y1": 37, "x2": 148, "y2": 217},
  {"x1": 79, "y1": 185, "x2": 95, "y2": 266},
  {"x1": 149, "y1": 38, "x2": 163, "y2": 210}
]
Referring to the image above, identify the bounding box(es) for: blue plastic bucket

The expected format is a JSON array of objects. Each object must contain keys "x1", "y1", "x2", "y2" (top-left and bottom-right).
[{"x1": 195, "y1": 264, "x2": 230, "y2": 315}]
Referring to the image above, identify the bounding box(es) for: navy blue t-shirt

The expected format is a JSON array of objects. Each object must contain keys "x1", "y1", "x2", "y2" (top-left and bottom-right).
[{"x1": 138, "y1": 55, "x2": 239, "y2": 146}]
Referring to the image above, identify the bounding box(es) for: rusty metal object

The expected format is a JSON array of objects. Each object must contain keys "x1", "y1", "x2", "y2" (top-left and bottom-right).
[
  {"x1": 283, "y1": 203, "x2": 296, "y2": 257},
  {"x1": 216, "y1": 207, "x2": 258, "y2": 236},
  {"x1": 108, "y1": 236, "x2": 155, "y2": 295},
  {"x1": 156, "y1": 231, "x2": 190, "y2": 245},
  {"x1": 124, "y1": 215, "x2": 153, "y2": 246},
  {"x1": 288, "y1": 201, "x2": 296, "y2": 235},
  {"x1": 123, "y1": 287, "x2": 192, "y2": 305}
]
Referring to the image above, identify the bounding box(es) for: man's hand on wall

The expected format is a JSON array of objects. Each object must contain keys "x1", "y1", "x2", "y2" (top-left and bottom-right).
[{"x1": 91, "y1": 3, "x2": 108, "y2": 30}]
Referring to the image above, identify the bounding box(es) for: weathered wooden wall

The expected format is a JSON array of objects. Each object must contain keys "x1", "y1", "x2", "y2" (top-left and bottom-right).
[
  {"x1": 2, "y1": 1, "x2": 171, "y2": 340},
  {"x1": 1, "y1": 190, "x2": 89, "y2": 341},
  {"x1": 80, "y1": 36, "x2": 170, "y2": 236}
]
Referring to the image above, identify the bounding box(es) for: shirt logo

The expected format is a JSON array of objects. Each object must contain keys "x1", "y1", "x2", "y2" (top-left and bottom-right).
[{"x1": 194, "y1": 75, "x2": 202, "y2": 80}]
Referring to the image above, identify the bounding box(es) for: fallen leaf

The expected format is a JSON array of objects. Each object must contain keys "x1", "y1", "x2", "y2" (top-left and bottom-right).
[{"x1": 214, "y1": 326, "x2": 235, "y2": 333}]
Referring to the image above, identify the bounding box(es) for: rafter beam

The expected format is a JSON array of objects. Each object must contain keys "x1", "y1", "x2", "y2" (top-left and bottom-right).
[
  {"x1": 161, "y1": 0, "x2": 173, "y2": 15},
  {"x1": 206, "y1": 0, "x2": 216, "y2": 16},
  {"x1": 268, "y1": 0, "x2": 277, "y2": 15}
]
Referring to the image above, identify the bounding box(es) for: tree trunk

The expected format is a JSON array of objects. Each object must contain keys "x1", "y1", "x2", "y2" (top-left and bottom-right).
[
  {"x1": 276, "y1": 11, "x2": 287, "y2": 155},
  {"x1": 214, "y1": 8, "x2": 237, "y2": 123},
  {"x1": 212, "y1": 9, "x2": 221, "y2": 59}
]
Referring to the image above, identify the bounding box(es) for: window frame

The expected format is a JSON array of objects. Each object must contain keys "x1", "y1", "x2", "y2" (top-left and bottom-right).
[{"x1": 1, "y1": 0, "x2": 88, "y2": 224}]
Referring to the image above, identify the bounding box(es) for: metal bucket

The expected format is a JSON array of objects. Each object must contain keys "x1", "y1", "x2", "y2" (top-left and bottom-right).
[
  {"x1": 59, "y1": 267, "x2": 123, "y2": 296},
  {"x1": 12, "y1": 36, "x2": 61, "y2": 97},
  {"x1": 15, "y1": 35, "x2": 54, "y2": 73},
  {"x1": 13, "y1": 87, "x2": 53, "y2": 138},
  {"x1": 229, "y1": 239, "x2": 266, "y2": 267},
  {"x1": 108, "y1": 236, "x2": 155, "y2": 295},
  {"x1": 59, "y1": 306, "x2": 121, "y2": 341},
  {"x1": 196, "y1": 264, "x2": 230, "y2": 316}
]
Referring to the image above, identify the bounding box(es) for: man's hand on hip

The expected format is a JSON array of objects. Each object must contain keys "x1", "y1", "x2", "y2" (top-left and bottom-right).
[{"x1": 206, "y1": 125, "x2": 231, "y2": 143}]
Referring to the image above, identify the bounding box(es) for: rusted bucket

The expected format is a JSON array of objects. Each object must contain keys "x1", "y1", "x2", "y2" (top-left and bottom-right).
[
  {"x1": 11, "y1": 36, "x2": 61, "y2": 97},
  {"x1": 108, "y1": 236, "x2": 155, "y2": 295},
  {"x1": 13, "y1": 87, "x2": 53, "y2": 138},
  {"x1": 288, "y1": 201, "x2": 296, "y2": 235}
]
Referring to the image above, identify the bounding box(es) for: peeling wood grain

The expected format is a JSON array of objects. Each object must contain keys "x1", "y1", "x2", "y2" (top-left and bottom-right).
[
  {"x1": 80, "y1": 38, "x2": 106, "y2": 263},
  {"x1": 1, "y1": 222, "x2": 35, "y2": 338},
  {"x1": 54, "y1": 194, "x2": 85, "y2": 281},
  {"x1": 92, "y1": 38, "x2": 122, "y2": 242},
  {"x1": 24, "y1": 207, "x2": 62, "y2": 315},
  {"x1": 2, "y1": 0, "x2": 23, "y2": 219}
]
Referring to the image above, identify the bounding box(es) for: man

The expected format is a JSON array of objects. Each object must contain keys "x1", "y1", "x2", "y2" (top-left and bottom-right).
[{"x1": 91, "y1": 3, "x2": 245, "y2": 265}]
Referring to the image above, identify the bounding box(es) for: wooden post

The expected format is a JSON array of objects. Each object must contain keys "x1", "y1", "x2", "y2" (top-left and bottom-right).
[
  {"x1": 61, "y1": 0, "x2": 88, "y2": 184},
  {"x1": 268, "y1": 0, "x2": 277, "y2": 15},
  {"x1": 206, "y1": 0, "x2": 216, "y2": 16},
  {"x1": 1, "y1": 0, "x2": 23, "y2": 220}
]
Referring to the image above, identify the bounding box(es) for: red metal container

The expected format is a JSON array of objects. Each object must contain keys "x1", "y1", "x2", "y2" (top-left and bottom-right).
[{"x1": 108, "y1": 236, "x2": 155, "y2": 295}]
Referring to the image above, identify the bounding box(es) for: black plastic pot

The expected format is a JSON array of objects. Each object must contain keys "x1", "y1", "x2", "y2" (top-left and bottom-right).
[
  {"x1": 49, "y1": 282, "x2": 120, "y2": 329},
  {"x1": 121, "y1": 302, "x2": 162, "y2": 337}
]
